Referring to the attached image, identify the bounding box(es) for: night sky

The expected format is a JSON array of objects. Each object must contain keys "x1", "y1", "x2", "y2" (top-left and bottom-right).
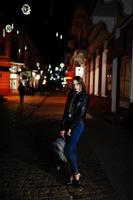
[{"x1": 0, "y1": 0, "x2": 97, "y2": 64}]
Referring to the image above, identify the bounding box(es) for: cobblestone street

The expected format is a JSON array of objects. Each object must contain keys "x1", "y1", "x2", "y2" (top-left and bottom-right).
[{"x1": 0, "y1": 94, "x2": 129, "y2": 199}]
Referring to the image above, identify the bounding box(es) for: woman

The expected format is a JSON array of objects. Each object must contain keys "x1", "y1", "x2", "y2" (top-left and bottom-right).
[{"x1": 59, "y1": 76, "x2": 89, "y2": 187}]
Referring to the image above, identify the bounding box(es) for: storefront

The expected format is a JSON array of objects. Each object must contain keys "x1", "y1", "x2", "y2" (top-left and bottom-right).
[{"x1": 9, "y1": 62, "x2": 25, "y2": 94}]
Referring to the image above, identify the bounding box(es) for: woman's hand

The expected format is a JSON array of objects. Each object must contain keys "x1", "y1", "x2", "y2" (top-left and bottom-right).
[
  {"x1": 66, "y1": 129, "x2": 72, "y2": 136},
  {"x1": 59, "y1": 130, "x2": 65, "y2": 137}
]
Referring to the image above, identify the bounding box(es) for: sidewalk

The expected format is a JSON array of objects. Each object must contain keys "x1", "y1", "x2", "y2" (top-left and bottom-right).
[{"x1": 88, "y1": 97, "x2": 133, "y2": 200}]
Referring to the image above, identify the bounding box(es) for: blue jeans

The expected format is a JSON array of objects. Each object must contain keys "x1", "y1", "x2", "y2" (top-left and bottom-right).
[{"x1": 64, "y1": 120, "x2": 85, "y2": 175}]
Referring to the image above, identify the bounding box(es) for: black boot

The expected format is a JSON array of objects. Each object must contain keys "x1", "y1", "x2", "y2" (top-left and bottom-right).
[{"x1": 71, "y1": 173, "x2": 81, "y2": 188}]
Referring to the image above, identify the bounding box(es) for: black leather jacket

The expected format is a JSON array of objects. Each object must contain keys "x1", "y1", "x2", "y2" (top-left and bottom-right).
[{"x1": 60, "y1": 90, "x2": 89, "y2": 130}]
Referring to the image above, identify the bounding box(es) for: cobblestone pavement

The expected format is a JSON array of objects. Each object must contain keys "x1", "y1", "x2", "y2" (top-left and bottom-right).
[{"x1": 0, "y1": 94, "x2": 119, "y2": 200}]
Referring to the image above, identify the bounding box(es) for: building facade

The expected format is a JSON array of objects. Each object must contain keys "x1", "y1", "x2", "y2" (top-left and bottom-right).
[
  {"x1": 66, "y1": 0, "x2": 133, "y2": 117},
  {"x1": 0, "y1": 23, "x2": 45, "y2": 95}
]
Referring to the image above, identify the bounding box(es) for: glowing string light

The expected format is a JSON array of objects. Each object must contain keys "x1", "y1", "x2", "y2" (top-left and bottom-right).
[{"x1": 21, "y1": 4, "x2": 31, "y2": 15}]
